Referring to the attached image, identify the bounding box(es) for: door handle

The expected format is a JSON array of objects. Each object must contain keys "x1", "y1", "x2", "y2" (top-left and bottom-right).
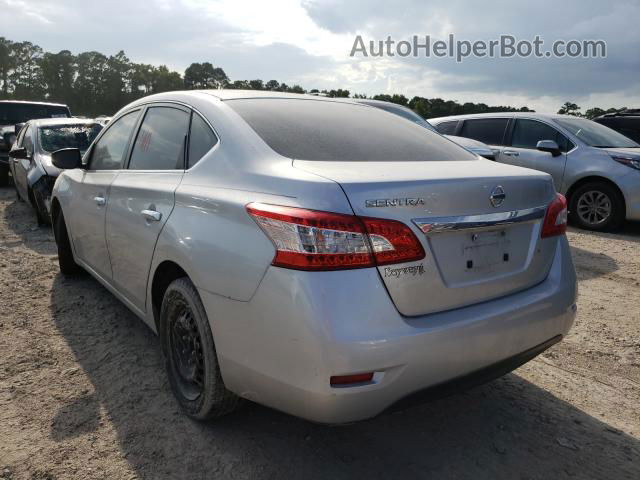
[
  {"x1": 94, "y1": 196, "x2": 106, "y2": 206},
  {"x1": 141, "y1": 209, "x2": 162, "y2": 222},
  {"x1": 502, "y1": 150, "x2": 519, "y2": 157}
]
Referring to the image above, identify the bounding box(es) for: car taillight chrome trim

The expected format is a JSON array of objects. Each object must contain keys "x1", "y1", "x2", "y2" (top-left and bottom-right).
[{"x1": 412, "y1": 206, "x2": 547, "y2": 235}]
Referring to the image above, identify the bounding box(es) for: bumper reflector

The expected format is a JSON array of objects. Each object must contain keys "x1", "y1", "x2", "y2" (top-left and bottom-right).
[{"x1": 330, "y1": 372, "x2": 374, "y2": 386}]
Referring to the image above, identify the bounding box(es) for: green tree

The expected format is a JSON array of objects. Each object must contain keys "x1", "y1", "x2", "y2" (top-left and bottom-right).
[
  {"x1": 558, "y1": 102, "x2": 582, "y2": 116},
  {"x1": 74, "y1": 51, "x2": 109, "y2": 115},
  {"x1": 372, "y1": 93, "x2": 407, "y2": 105},
  {"x1": 39, "y1": 50, "x2": 76, "y2": 104},
  {"x1": 9, "y1": 41, "x2": 44, "y2": 100},
  {"x1": 265, "y1": 80, "x2": 280, "y2": 90},
  {"x1": 0, "y1": 37, "x2": 15, "y2": 98},
  {"x1": 184, "y1": 62, "x2": 229, "y2": 89},
  {"x1": 151, "y1": 65, "x2": 183, "y2": 93}
]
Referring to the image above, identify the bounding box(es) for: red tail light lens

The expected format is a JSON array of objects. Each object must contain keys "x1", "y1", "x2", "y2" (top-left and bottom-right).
[
  {"x1": 361, "y1": 217, "x2": 426, "y2": 266},
  {"x1": 246, "y1": 203, "x2": 425, "y2": 271},
  {"x1": 541, "y1": 193, "x2": 568, "y2": 238}
]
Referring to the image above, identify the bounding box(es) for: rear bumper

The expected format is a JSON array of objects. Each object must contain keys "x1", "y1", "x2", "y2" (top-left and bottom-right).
[{"x1": 199, "y1": 236, "x2": 577, "y2": 424}]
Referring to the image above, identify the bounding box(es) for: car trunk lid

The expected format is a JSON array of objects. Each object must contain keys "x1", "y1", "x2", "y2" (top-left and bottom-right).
[{"x1": 294, "y1": 159, "x2": 558, "y2": 316}]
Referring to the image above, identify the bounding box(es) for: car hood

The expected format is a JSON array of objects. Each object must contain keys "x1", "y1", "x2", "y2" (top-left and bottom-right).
[{"x1": 601, "y1": 147, "x2": 640, "y2": 158}]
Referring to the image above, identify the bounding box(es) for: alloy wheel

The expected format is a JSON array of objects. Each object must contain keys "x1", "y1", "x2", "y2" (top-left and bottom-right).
[{"x1": 576, "y1": 190, "x2": 612, "y2": 226}]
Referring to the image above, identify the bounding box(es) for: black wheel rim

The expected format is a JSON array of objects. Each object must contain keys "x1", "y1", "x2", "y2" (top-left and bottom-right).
[{"x1": 168, "y1": 300, "x2": 205, "y2": 401}]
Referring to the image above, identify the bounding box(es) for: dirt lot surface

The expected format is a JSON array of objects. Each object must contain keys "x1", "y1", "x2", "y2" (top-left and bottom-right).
[{"x1": 0, "y1": 185, "x2": 639, "y2": 480}]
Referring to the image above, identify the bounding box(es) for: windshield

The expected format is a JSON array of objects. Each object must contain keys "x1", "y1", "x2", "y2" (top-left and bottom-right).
[
  {"x1": 554, "y1": 117, "x2": 639, "y2": 148},
  {"x1": 39, "y1": 124, "x2": 103, "y2": 154},
  {"x1": 227, "y1": 98, "x2": 474, "y2": 162}
]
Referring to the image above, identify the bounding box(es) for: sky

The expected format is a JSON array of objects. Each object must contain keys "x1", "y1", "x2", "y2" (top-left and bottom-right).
[{"x1": 2, "y1": 0, "x2": 639, "y2": 112}]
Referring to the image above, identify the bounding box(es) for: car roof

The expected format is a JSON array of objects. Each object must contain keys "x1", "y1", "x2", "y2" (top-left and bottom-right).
[
  {"x1": 27, "y1": 118, "x2": 99, "y2": 127},
  {"x1": 125, "y1": 89, "x2": 364, "y2": 107},
  {"x1": 429, "y1": 112, "x2": 574, "y2": 123},
  {"x1": 0, "y1": 100, "x2": 69, "y2": 108}
]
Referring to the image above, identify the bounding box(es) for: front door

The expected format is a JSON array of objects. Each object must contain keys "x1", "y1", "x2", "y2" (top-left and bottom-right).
[
  {"x1": 11, "y1": 125, "x2": 33, "y2": 200},
  {"x1": 106, "y1": 105, "x2": 190, "y2": 311},
  {"x1": 503, "y1": 118, "x2": 571, "y2": 192},
  {"x1": 66, "y1": 109, "x2": 141, "y2": 279}
]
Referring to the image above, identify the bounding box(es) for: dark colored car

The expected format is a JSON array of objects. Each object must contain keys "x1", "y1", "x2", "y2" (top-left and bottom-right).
[
  {"x1": 9, "y1": 118, "x2": 101, "y2": 224},
  {"x1": 0, "y1": 100, "x2": 72, "y2": 186},
  {"x1": 593, "y1": 110, "x2": 640, "y2": 144}
]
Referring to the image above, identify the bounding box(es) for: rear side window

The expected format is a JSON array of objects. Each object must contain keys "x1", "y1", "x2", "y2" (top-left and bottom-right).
[
  {"x1": 511, "y1": 119, "x2": 572, "y2": 152},
  {"x1": 435, "y1": 121, "x2": 458, "y2": 135},
  {"x1": 597, "y1": 118, "x2": 640, "y2": 143},
  {"x1": 188, "y1": 113, "x2": 218, "y2": 168},
  {"x1": 129, "y1": 107, "x2": 190, "y2": 170},
  {"x1": 227, "y1": 98, "x2": 476, "y2": 162},
  {"x1": 0, "y1": 103, "x2": 70, "y2": 124},
  {"x1": 460, "y1": 118, "x2": 508, "y2": 145},
  {"x1": 90, "y1": 110, "x2": 140, "y2": 170}
]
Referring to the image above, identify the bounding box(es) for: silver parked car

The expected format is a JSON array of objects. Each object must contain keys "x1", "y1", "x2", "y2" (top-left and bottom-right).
[
  {"x1": 355, "y1": 99, "x2": 496, "y2": 159},
  {"x1": 431, "y1": 113, "x2": 640, "y2": 231},
  {"x1": 9, "y1": 118, "x2": 102, "y2": 224},
  {"x1": 50, "y1": 91, "x2": 577, "y2": 423}
]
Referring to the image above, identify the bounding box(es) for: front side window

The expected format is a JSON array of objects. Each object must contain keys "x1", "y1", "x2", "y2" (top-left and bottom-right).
[
  {"x1": 460, "y1": 118, "x2": 509, "y2": 145},
  {"x1": 188, "y1": 113, "x2": 218, "y2": 168},
  {"x1": 39, "y1": 124, "x2": 103, "y2": 156},
  {"x1": 90, "y1": 110, "x2": 140, "y2": 170},
  {"x1": 511, "y1": 119, "x2": 572, "y2": 152},
  {"x1": 554, "y1": 117, "x2": 639, "y2": 148},
  {"x1": 227, "y1": 98, "x2": 476, "y2": 162},
  {"x1": 129, "y1": 107, "x2": 190, "y2": 170}
]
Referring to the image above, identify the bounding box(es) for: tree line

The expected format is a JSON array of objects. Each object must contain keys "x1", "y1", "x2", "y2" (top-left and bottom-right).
[{"x1": 0, "y1": 37, "x2": 629, "y2": 120}]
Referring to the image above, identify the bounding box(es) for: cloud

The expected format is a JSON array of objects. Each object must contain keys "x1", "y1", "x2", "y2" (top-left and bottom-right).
[
  {"x1": 302, "y1": 0, "x2": 640, "y2": 109},
  {"x1": 1, "y1": 0, "x2": 638, "y2": 111}
]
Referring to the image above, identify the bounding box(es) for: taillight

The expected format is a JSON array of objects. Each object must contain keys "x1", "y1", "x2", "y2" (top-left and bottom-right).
[
  {"x1": 246, "y1": 203, "x2": 425, "y2": 271},
  {"x1": 541, "y1": 193, "x2": 568, "y2": 238}
]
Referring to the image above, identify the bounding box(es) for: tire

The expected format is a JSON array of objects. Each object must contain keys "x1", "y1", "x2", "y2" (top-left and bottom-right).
[
  {"x1": 160, "y1": 277, "x2": 241, "y2": 421},
  {"x1": 53, "y1": 210, "x2": 82, "y2": 276},
  {"x1": 0, "y1": 165, "x2": 8, "y2": 187},
  {"x1": 569, "y1": 181, "x2": 625, "y2": 232},
  {"x1": 13, "y1": 177, "x2": 23, "y2": 201},
  {"x1": 32, "y1": 189, "x2": 50, "y2": 226}
]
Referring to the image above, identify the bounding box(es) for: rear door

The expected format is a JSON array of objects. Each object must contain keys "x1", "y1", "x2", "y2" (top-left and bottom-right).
[
  {"x1": 105, "y1": 104, "x2": 190, "y2": 311},
  {"x1": 504, "y1": 118, "x2": 572, "y2": 191},
  {"x1": 459, "y1": 117, "x2": 510, "y2": 161},
  {"x1": 65, "y1": 109, "x2": 141, "y2": 279}
]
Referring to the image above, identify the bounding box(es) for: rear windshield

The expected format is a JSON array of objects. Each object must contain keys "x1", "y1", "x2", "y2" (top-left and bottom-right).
[
  {"x1": 226, "y1": 98, "x2": 475, "y2": 161},
  {"x1": 39, "y1": 124, "x2": 103, "y2": 155},
  {"x1": 0, "y1": 103, "x2": 70, "y2": 125}
]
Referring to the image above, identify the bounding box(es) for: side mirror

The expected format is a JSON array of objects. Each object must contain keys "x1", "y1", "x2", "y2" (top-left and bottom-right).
[
  {"x1": 10, "y1": 147, "x2": 28, "y2": 159},
  {"x1": 536, "y1": 140, "x2": 561, "y2": 157},
  {"x1": 52, "y1": 148, "x2": 83, "y2": 169}
]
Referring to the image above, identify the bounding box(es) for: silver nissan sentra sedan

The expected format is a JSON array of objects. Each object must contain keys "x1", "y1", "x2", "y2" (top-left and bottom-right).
[{"x1": 50, "y1": 90, "x2": 577, "y2": 423}]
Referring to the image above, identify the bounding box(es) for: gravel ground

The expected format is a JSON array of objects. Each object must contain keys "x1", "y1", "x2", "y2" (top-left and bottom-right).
[{"x1": 0, "y1": 185, "x2": 639, "y2": 480}]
